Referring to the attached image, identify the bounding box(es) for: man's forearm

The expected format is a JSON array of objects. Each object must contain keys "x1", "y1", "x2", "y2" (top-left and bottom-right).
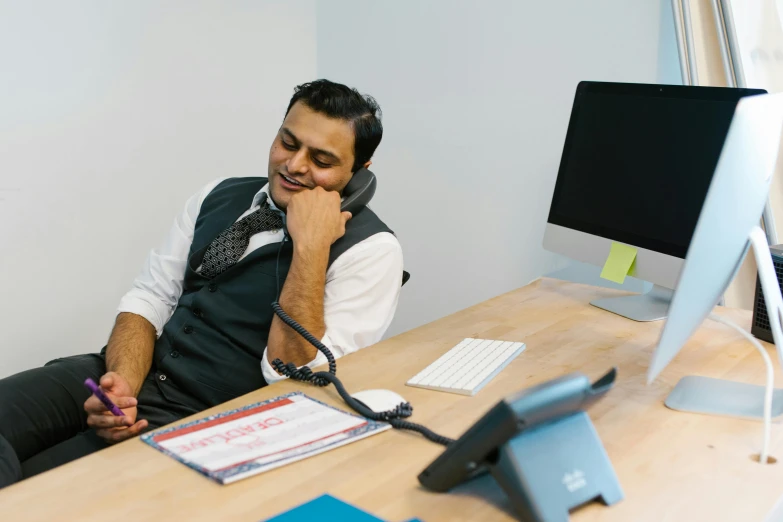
[
  {"x1": 267, "y1": 243, "x2": 330, "y2": 367},
  {"x1": 105, "y1": 312, "x2": 156, "y2": 396}
]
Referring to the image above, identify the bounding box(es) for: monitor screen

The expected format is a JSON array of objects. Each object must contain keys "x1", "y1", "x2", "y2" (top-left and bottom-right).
[{"x1": 547, "y1": 82, "x2": 766, "y2": 259}]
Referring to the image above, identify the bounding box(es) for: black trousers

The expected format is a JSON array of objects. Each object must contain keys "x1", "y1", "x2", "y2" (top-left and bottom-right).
[{"x1": 0, "y1": 353, "x2": 201, "y2": 488}]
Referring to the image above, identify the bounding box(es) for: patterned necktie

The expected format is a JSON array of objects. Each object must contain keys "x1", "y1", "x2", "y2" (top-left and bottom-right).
[{"x1": 200, "y1": 195, "x2": 284, "y2": 278}]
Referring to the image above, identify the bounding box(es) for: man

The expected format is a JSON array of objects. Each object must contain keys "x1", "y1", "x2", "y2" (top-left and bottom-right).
[{"x1": 0, "y1": 79, "x2": 403, "y2": 487}]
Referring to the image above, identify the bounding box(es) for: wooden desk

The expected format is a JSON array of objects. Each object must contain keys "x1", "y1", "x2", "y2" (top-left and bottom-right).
[{"x1": 2, "y1": 278, "x2": 783, "y2": 521}]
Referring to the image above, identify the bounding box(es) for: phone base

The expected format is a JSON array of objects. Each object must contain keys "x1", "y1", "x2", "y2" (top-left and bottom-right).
[{"x1": 488, "y1": 411, "x2": 623, "y2": 522}]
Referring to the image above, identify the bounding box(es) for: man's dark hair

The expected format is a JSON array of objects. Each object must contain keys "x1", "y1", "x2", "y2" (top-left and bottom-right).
[{"x1": 285, "y1": 79, "x2": 383, "y2": 172}]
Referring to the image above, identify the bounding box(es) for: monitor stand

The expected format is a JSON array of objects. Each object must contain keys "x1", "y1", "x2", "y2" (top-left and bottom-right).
[
  {"x1": 665, "y1": 376, "x2": 783, "y2": 420},
  {"x1": 664, "y1": 226, "x2": 783, "y2": 422},
  {"x1": 590, "y1": 284, "x2": 673, "y2": 322}
]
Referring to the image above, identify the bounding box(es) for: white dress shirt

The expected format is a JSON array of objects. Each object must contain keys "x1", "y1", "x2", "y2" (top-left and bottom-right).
[{"x1": 117, "y1": 178, "x2": 403, "y2": 384}]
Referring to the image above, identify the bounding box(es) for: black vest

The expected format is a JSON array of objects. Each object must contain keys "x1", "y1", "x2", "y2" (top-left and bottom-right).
[{"x1": 151, "y1": 177, "x2": 393, "y2": 409}]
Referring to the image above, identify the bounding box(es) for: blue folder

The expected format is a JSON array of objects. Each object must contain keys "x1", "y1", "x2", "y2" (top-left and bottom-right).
[
  {"x1": 264, "y1": 494, "x2": 423, "y2": 522},
  {"x1": 264, "y1": 494, "x2": 383, "y2": 521}
]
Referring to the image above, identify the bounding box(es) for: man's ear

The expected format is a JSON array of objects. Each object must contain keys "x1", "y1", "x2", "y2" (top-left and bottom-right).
[{"x1": 363, "y1": 160, "x2": 372, "y2": 169}]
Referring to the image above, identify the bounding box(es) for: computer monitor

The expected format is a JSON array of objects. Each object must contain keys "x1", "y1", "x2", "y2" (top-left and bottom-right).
[
  {"x1": 543, "y1": 82, "x2": 766, "y2": 321},
  {"x1": 648, "y1": 91, "x2": 783, "y2": 391}
]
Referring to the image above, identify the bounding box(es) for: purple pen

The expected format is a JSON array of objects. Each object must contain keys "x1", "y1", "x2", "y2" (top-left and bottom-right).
[{"x1": 84, "y1": 378, "x2": 124, "y2": 417}]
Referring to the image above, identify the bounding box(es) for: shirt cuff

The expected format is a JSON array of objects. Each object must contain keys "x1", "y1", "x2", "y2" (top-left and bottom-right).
[
  {"x1": 116, "y1": 290, "x2": 169, "y2": 337},
  {"x1": 261, "y1": 334, "x2": 334, "y2": 384}
]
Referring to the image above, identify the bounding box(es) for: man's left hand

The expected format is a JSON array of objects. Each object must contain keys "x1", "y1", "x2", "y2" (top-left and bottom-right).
[{"x1": 84, "y1": 372, "x2": 148, "y2": 444}]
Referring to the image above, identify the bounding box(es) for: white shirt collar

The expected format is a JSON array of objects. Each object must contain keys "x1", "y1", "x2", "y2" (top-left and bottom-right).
[{"x1": 251, "y1": 182, "x2": 282, "y2": 213}]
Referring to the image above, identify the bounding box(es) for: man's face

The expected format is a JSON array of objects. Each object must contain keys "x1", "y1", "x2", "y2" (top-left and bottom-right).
[{"x1": 268, "y1": 101, "x2": 356, "y2": 210}]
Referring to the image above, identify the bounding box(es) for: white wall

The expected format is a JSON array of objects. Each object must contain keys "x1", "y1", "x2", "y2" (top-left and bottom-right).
[
  {"x1": 317, "y1": 0, "x2": 682, "y2": 338},
  {"x1": 0, "y1": 1, "x2": 683, "y2": 377},
  {"x1": 0, "y1": 1, "x2": 317, "y2": 377}
]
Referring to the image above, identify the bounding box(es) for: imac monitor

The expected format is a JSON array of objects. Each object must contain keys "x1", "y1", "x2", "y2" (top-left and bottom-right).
[
  {"x1": 648, "y1": 91, "x2": 783, "y2": 385},
  {"x1": 543, "y1": 82, "x2": 766, "y2": 321}
]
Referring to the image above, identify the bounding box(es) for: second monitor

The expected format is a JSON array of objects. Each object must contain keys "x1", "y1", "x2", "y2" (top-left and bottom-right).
[{"x1": 544, "y1": 81, "x2": 766, "y2": 321}]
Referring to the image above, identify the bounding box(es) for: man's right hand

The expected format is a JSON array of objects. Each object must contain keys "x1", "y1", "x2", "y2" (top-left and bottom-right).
[
  {"x1": 286, "y1": 186, "x2": 352, "y2": 252},
  {"x1": 84, "y1": 372, "x2": 148, "y2": 444}
]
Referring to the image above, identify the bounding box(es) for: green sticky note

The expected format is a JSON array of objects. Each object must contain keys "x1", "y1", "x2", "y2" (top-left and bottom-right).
[{"x1": 600, "y1": 242, "x2": 638, "y2": 284}]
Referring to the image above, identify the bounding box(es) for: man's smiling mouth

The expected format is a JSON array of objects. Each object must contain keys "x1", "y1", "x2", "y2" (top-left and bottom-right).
[{"x1": 280, "y1": 173, "x2": 307, "y2": 187}]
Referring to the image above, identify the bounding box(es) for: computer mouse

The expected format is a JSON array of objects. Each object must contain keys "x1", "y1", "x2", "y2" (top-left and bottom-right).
[{"x1": 351, "y1": 389, "x2": 408, "y2": 413}]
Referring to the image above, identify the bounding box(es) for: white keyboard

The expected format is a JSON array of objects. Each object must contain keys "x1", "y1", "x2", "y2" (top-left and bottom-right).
[{"x1": 405, "y1": 338, "x2": 526, "y2": 396}]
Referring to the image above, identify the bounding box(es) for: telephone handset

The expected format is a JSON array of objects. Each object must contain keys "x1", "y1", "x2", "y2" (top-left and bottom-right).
[{"x1": 340, "y1": 167, "x2": 376, "y2": 215}]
